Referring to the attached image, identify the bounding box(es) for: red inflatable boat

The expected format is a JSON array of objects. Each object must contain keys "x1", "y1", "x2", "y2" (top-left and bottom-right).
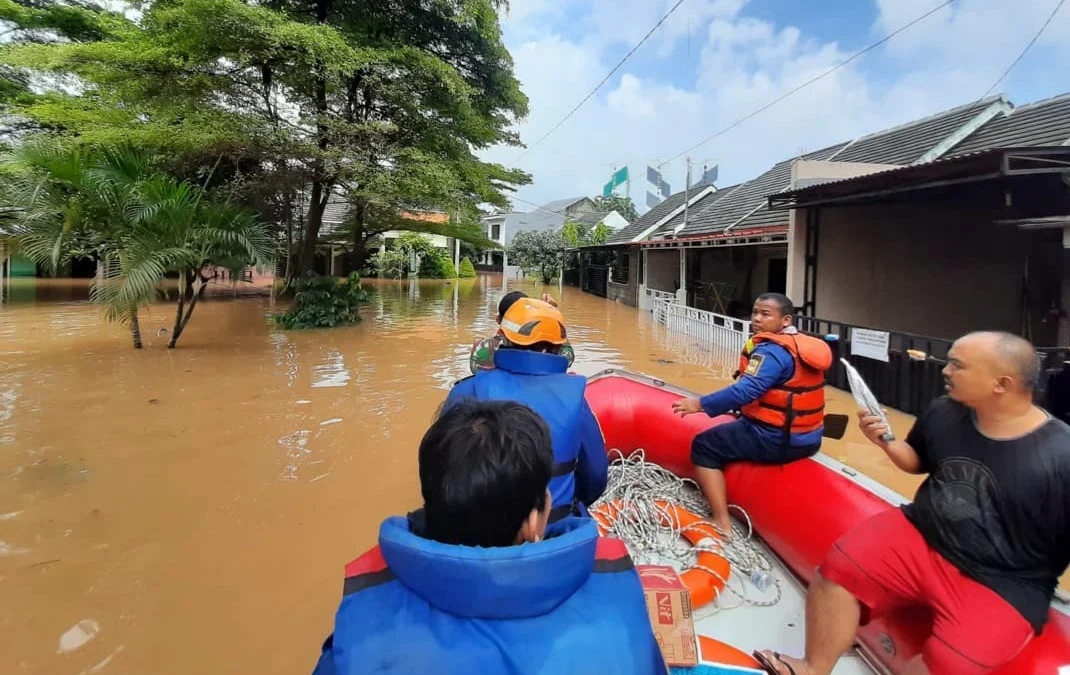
[{"x1": 585, "y1": 369, "x2": 1070, "y2": 675}]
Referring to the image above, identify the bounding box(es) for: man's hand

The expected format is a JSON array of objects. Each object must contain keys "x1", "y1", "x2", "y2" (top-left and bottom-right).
[
  {"x1": 540, "y1": 293, "x2": 558, "y2": 308},
  {"x1": 672, "y1": 398, "x2": 704, "y2": 417},
  {"x1": 857, "y1": 409, "x2": 891, "y2": 449},
  {"x1": 856, "y1": 409, "x2": 924, "y2": 474}
]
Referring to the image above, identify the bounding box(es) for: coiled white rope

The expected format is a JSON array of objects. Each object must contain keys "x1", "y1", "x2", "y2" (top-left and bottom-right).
[{"x1": 591, "y1": 449, "x2": 782, "y2": 614}]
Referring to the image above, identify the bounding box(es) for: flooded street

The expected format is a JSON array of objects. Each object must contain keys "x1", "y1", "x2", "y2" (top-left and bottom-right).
[{"x1": 0, "y1": 274, "x2": 1046, "y2": 674}]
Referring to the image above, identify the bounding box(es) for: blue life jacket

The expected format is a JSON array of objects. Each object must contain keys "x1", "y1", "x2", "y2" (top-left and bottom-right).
[
  {"x1": 446, "y1": 349, "x2": 608, "y2": 521},
  {"x1": 311, "y1": 516, "x2": 668, "y2": 675}
]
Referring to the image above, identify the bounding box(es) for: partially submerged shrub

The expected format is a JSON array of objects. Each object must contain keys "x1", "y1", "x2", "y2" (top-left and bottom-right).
[{"x1": 275, "y1": 273, "x2": 369, "y2": 329}]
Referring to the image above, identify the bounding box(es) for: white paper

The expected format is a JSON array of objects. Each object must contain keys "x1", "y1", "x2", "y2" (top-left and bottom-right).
[
  {"x1": 840, "y1": 358, "x2": 895, "y2": 442},
  {"x1": 850, "y1": 328, "x2": 890, "y2": 362}
]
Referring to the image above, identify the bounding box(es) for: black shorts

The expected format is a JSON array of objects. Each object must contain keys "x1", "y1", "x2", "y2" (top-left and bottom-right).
[{"x1": 690, "y1": 419, "x2": 820, "y2": 471}]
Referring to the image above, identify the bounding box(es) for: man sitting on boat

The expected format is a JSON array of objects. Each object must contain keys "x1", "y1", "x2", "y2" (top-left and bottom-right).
[
  {"x1": 448, "y1": 297, "x2": 607, "y2": 522},
  {"x1": 310, "y1": 399, "x2": 667, "y2": 675},
  {"x1": 672, "y1": 293, "x2": 832, "y2": 535},
  {"x1": 469, "y1": 291, "x2": 575, "y2": 374},
  {"x1": 754, "y1": 331, "x2": 1070, "y2": 675}
]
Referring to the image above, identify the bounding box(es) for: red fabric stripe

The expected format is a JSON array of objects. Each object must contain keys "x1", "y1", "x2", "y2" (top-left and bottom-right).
[
  {"x1": 595, "y1": 536, "x2": 629, "y2": 561},
  {"x1": 344, "y1": 546, "x2": 387, "y2": 579}
]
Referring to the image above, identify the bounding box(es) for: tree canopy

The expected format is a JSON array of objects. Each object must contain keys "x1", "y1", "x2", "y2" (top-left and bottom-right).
[
  {"x1": 0, "y1": 0, "x2": 530, "y2": 275},
  {"x1": 593, "y1": 195, "x2": 638, "y2": 223}
]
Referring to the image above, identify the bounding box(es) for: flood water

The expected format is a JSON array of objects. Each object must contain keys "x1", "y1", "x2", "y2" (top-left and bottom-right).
[{"x1": 0, "y1": 275, "x2": 1057, "y2": 674}]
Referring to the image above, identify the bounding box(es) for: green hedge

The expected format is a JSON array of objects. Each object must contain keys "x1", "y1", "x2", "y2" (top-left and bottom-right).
[
  {"x1": 418, "y1": 249, "x2": 457, "y2": 278},
  {"x1": 458, "y1": 257, "x2": 476, "y2": 278}
]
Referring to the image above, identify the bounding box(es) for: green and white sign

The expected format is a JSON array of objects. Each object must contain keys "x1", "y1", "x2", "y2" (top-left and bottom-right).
[{"x1": 602, "y1": 166, "x2": 629, "y2": 197}]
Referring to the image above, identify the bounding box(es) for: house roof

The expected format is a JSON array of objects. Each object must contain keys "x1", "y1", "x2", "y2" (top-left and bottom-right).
[
  {"x1": 571, "y1": 210, "x2": 612, "y2": 227},
  {"x1": 539, "y1": 196, "x2": 589, "y2": 213},
  {"x1": 947, "y1": 93, "x2": 1070, "y2": 156},
  {"x1": 607, "y1": 190, "x2": 689, "y2": 244},
  {"x1": 832, "y1": 96, "x2": 1004, "y2": 165},
  {"x1": 675, "y1": 143, "x2": 847, "y2": 237},
  {"x1": 766, "y1": 146, "x2": 1070, "y2": 209},
  {"x1": 321, "y1": 196, "x2": 349, "y2": 225},
  {"x1": 650, "y1": 184, "x2": 741, "y2": 236}
]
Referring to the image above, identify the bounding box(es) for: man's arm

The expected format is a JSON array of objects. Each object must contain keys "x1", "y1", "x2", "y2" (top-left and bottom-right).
[
  {"x1": 575, "y1": 399, "x2": 609, "y2": 506},
  {"x1": 695, "y1": 344, "x2": 793, "y2": 417},
  {"x1": 858, "y1": 409, "x2": 927, "y2": 474}
]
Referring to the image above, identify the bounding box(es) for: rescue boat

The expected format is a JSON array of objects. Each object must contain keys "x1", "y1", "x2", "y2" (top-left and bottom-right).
[{"x1": 584, "y1": 369, "x2": 1070, "y2": 675}]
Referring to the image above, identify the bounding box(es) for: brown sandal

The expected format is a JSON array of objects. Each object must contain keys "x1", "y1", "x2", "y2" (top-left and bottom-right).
[{"x1": 752, "y1": 651, "x2": 798, "y2": 675}]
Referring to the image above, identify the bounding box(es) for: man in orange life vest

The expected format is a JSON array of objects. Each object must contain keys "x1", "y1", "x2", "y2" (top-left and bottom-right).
[{"x1": 672, "y1": 293, "x2": 832, "y2": 535}]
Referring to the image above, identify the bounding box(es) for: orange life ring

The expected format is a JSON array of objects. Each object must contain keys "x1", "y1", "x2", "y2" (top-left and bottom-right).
[{"x1": 590, "y1": 499, "x2": 730, "y2": 609}]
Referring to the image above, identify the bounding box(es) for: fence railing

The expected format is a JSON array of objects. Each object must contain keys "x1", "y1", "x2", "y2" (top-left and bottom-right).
[
  {"x1": 643, "y1": 288, "x2": 677, "y2": 309},
  {"x1": 581, "y1": 264, "x2": 608, "y2": 298},
  {"x1": 650, "y1": 299, "x2": 749, "y2": 372},
  {"x1": 795, "y1": 315, "x2": 1067, "y2": 417}
]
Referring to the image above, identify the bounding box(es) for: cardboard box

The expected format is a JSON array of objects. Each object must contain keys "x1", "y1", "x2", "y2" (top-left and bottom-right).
[{"x1": 637, "y1": 565, "x2": 699, "y2": 667}]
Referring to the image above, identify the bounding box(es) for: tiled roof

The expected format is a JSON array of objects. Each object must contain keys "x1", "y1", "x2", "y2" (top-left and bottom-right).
[
  {"x1": 676, "y1": 143, "x2": 847, "y2": 237},
  {"x1": 734, "y1": 202, "x2": 793, "y2": 230},
  {"x1": 948, "y1": 93, "x2": 1070, "y2": 156},
  {"x1": 832, "y1": 96, "x2": 1003, "y2": 165},
  {"x1": 540, "y1": 196, "x2": 589, "y2": 213},
  {"x1": 607, "y1": 190, "x2": 689, "y2": 244},
  {"x1": 651, "y1": 185, "x2": 741, "y2": 236},
  {"x1": 572, "y1": 210, "x2": 612, "y2": 226}
]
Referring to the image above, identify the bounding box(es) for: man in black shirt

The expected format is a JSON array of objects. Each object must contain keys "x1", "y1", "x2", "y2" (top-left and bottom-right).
[{"x1": 754, "y1": 331, "x2": 1070, "y2": 675}]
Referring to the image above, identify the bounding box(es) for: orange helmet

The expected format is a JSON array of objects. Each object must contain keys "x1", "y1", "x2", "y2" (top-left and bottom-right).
[{"x1": 499, "y1": 298, "x2": 568, "y2": 346}]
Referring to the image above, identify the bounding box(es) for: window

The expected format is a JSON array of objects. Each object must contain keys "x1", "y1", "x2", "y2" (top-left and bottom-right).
[{"x1": 611, "y1": 252, "x2": 630, "y2": 285}]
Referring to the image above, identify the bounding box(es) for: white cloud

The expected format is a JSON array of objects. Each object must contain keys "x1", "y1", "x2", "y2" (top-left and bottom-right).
[{"x1": 486, "y1": 0, "x2": 1070, "y2": 213}]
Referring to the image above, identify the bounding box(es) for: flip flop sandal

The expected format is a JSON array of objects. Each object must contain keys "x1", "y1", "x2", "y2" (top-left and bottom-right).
[{"x1": 752, "y1": 651, "x2": 798, "y2": 675}]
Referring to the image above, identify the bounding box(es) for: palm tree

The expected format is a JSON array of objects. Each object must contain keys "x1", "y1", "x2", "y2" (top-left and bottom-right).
[
  {"x1": 131, "y1": 174, "x2": 274, "y2": 347},
  {"x1": 0, "y1": 144, "x2": 273, "y2": 348}
]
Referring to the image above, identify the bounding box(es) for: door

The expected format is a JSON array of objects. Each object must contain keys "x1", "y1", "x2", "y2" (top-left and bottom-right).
[{"x1": 768, "y1": 258, "x2": 787, "y2": 294}]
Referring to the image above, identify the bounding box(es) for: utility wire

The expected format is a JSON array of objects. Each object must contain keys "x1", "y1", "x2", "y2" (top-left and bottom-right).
[
  {"x1": 512, "y1": 0, "x2": 692, "y2": 163},
  {"x1": 980, "y1": 0, "x2": 1066, "y2": 99},
  {"x1": 661, "y1": 0, "x2": 956, "y2": 167}
]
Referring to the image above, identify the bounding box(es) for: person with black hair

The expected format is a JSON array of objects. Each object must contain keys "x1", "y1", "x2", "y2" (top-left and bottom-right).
[
  {"x1": 672, "y1": 293, "x2": 833, "y2": 535},
  {"x1": 468, "y1": 291, "x2": 575, "y2": 374},
  {"x1": 450, "y1": 297, "x2": 607, "y2": 522},
  {"x1": 754, "y1": 332, "x2": 1070, "y2": 675},
  {"x1": 311, "y1": 399, "x2": 667, "y2": 675}
]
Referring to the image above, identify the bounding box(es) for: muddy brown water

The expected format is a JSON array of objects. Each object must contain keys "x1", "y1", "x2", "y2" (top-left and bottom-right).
[{"x1": 0, "y1": 276, "x2": 1062, "y2": 674}]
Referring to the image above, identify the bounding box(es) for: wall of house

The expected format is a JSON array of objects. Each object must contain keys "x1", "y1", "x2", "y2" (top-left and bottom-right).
[
  {"x1": 749, "y1": 245, "x2": 789, "y2": 299},
  {"x1": 810, "y1": 199, "x2": 1058, "y2": 342},
  {"x1": 786, "y1": 160, "x2": 899, "y2": 306},
  {"x1": 607, "y1": 249, "x2": 639, "y2": 306},
  {"x1": 603, "y1": 211, "x2": 630, "y2": 232},
  {"x1": 565, "y1": 198, "x2": 598, "y2": 219}
]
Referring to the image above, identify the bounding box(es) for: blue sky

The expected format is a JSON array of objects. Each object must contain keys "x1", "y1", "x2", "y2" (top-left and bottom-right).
[{"x1": 480, "y1": 0, "x2": 1070, "y2": 213}]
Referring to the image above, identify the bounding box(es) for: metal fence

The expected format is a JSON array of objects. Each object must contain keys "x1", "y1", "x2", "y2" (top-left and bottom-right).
[
  {"x1": 651, "y1": 298, "x2": 749, "y2": 370},
  {"x1": 795, "y1": 315, "x2": 1067, "y2": 417},
  {"x1": 581, "y1": 264, "x2": 608, "y2": 297},
  {"x1": 643, "y1": 288, "x2": 677, "y2": 309}
]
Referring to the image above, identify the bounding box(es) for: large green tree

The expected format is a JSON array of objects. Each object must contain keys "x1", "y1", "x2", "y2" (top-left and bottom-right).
[
  {"x1": 593, "y1": 195, "x2": 638, "y2": 223},
  {"x1": 1, "y1": 0, "x2": 529, "y2": 275},
  {"x1": 509, "y1": 229, "x2": 565, "y2": 284}
]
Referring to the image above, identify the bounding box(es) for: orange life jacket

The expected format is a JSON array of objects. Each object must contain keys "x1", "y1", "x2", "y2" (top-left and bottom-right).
[{"x1": 736, "y1": 332, "x2": 833, "y2": 434}]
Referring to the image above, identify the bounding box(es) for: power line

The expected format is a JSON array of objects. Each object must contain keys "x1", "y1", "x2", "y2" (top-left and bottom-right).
[
  {"x1": 980, "y1": 0, "x2": 1066, "y2": 99},
  {"x1": 661, "y1": 0, "x2": 956, "y2": 167},
  {"x1": 512, "y1": 0, "x2": 692, "y2": 163}
]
